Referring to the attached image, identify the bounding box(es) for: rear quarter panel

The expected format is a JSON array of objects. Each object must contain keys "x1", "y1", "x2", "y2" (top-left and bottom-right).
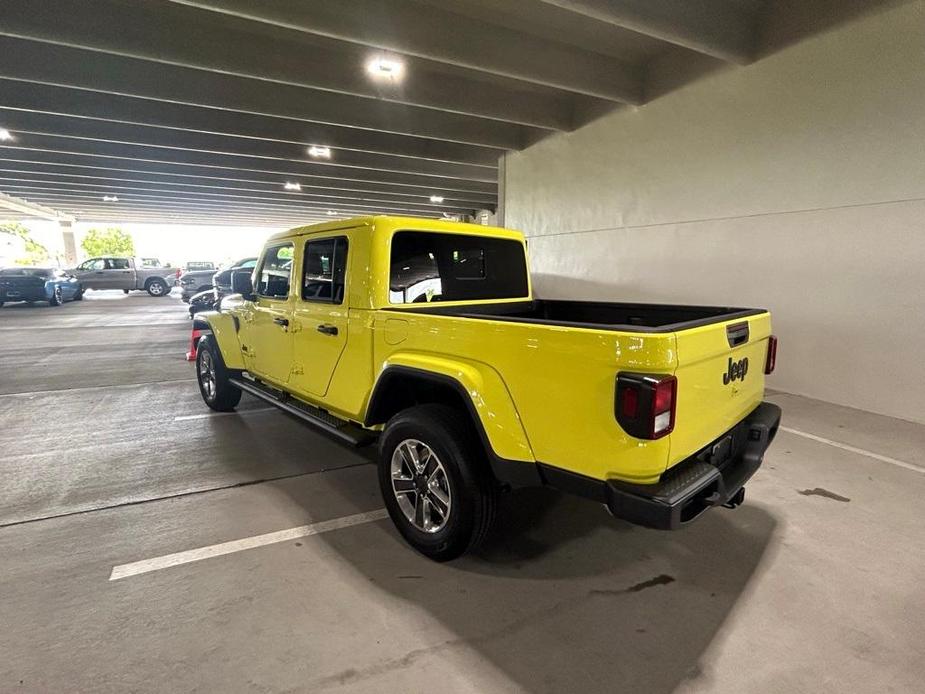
[{"x1": 372, "y1": 310, "x2": 676, "y2": 484}]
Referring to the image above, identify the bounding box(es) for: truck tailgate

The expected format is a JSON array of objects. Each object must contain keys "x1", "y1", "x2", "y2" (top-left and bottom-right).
[{"x1": 669, "y1": 313, "x2": 773, "y2": 468}]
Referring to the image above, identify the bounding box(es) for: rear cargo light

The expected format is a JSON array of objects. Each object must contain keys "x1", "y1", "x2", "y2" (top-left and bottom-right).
[
  {"x1": 765, "y1": 335, "x2": 778, "y2": 374},
  {"x1": 615, "y1": 373, "x2": 677, "y2": 440}
]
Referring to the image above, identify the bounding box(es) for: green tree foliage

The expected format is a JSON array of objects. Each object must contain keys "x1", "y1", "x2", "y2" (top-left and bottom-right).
[
  {"x1": 81, "y1": 227, "x2": 135, "y2": 258},
  {"x1": 0, "y1": 222, "x2": 50, "y2": 265}
]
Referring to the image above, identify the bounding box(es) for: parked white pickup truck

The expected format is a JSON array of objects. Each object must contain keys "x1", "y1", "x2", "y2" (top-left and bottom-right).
[{"x1": 69, "y1": 256, "x2": 179, "y2": 296}]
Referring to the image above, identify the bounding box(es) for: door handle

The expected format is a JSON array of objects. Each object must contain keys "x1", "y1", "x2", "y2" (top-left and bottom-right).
[
  {"x1": 317, "y1": 323, "x2": 338, "y2": 336},
  {"x1": 273, "y1": 317, "x2": 290, "y2": 328}
]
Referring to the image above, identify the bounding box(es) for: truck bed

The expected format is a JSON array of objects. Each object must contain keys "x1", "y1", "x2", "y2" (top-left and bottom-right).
[{"x1": 396, "y1": 299, "x2": 764, "y2": 333}]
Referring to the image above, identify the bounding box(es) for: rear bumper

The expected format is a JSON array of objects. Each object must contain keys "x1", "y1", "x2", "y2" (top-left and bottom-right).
[
  {"x1": 0, "y1": 288, "x2": 49, "y2": 302},
  {"x1": 605, "y1": 402, "x2": 781, "y2": 530}
]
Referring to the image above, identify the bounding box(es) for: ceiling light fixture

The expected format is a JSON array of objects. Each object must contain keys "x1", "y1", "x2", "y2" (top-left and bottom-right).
[
  {"x1": 326, "y1": 210, "x2": 337, "y2": 216},
  {"x1": 307, "y1": 145, "x2": 331, "y2": 159},
  {"x1": 366, "y1": 55, "x2": 405, "y2": 81},
  {"x1": 429, "y1": 195, "x2": 445, "y2": 204},
  {"x1": 284, "y1": 181, "x2": 302, "y2": 191},
  {"x1": 0, "y1": 128, "x2": 12, "y2": 141},
  {"x1": 102, "y1": 195, "x2": 119, "y2": 202}
]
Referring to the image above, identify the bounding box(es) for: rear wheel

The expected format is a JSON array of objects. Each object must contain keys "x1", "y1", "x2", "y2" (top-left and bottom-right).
[
  {"x1": 146, "y1": 278, "x2": 169, "y2": 297},
  {"x1": 49, "y1": 286, "x2": 63, "y2": 306},
  {"x1": 196, "y1": 335, "x2": 242, "y2": 411},
  {"x1": 378, "y1": 404, "x2": 498, "y2": 561},
  {"x1": 122, "y1": 288, "x2": 130, "y2": 294}
]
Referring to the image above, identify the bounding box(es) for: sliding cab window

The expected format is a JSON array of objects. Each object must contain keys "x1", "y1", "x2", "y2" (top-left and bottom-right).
[
  {"x1": 302, "y1": 236, "x2": 348, "y2": 303},
  {"x1": 256, "y1": 243, "x2": 294, "y2": 299},
  {"x1": 389, "y1": 231, "x2": 528, "y2": 304}
]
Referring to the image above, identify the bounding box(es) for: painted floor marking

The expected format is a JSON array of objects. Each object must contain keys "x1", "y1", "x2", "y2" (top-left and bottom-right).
[
  {"x1": 174, "y1": 407, "x2": 275, "y2": 421},
  {"x1": 780, "y1": 426, "x2": 925, "y2": 475},
  {"x1": 109, "y1": 509, "x2": 389, "y2": 581}
]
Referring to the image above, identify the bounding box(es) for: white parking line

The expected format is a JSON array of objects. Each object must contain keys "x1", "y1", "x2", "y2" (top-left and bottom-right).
[
  {"x1": 109, "y1": 509, "x2": 389, "y2": 581},
  {"x1": 780, "y1": 426, "x2": 925, "y2": 475},
  {"x1": 174, "y1": 407, "x2": 275, "y2": 422}
]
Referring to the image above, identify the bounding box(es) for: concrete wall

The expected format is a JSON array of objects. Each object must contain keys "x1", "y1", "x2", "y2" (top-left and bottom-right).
[{"x1": 502, "y1": 1, "x2": 925, "y2": 424}]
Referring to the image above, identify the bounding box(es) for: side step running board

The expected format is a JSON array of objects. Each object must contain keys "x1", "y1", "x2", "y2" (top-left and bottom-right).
[{"x1": 229, "y1": 376, "x2": 376, "y2": 447}]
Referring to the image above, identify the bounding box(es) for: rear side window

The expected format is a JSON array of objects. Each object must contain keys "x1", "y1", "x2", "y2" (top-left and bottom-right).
[
  {"x1": 302, "y1": 237, "x2": 348, "y2": 303},
  {"x1": 256, "y1": 243, "x2": 294, "y2": 299},
  {"x1": 389, "y1": 231, "x2": 528, "y2": 304}
]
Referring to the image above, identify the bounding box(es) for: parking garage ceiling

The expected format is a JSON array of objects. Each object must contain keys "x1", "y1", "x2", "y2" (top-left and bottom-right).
[{"x1": 0, "y1": 0, "x2": 768, "y2": 226}]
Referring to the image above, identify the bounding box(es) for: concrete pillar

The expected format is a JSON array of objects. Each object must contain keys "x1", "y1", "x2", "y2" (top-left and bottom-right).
[
  {"x1": 496, "y1": 152, "x2": 506, "y2": 228},
  {"x1": 60, "y1": 221, "x2": 77, "y2": 266}
]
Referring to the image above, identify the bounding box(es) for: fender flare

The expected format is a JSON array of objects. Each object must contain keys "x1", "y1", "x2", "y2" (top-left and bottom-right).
[
  {"x1": 366, "y1": 355, "x2": 541, "y2": 487},
  {"x1": 195, "y1": 311, "x2": 245, "y2": 369}
]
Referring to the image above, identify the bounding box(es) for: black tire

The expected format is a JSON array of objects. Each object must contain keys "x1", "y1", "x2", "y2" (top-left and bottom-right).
[
  {"x1": 146, "y1": 278, "x2": 169, "y2": 297},
  {"x1": 49, "y1": 286, "x2": 63, "y2": 306},
  {"x1": 195, "y1": 335, "x2": 242, "y2": 411},
  {"x1": 378, "y1": 404, "x2": 498, "y2": 561},
  {"x1": 123, "y1": 288, "x2": 130, "y2": 294}
]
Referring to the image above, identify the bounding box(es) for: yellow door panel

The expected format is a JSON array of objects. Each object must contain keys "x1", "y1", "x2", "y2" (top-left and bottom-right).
[
  {"x1": 247, "y1": 241, "x2": 295, "y2": 387},
  {"x1": 289, "y1": 234, "x2": 350, "y2": 398}
]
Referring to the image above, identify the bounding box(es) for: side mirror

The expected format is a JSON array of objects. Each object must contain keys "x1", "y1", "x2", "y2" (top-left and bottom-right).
[{"x1": 231, "y1": 269, "x2": 255, "y2": 300}]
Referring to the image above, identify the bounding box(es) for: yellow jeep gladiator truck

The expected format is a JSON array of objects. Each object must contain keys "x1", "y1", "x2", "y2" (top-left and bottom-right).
[{"x1": 193, "y1": 216, "x2": 781, "y2": 560}]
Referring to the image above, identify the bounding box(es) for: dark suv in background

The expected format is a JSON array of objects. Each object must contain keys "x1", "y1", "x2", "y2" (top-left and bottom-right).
[{"x1": 187, "y1": 257, "x2": 257, "y2": 317}]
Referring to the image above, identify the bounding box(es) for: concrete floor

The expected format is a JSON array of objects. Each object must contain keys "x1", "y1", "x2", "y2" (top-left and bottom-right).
[{"x1": 0, "y1": 291, "x2": 923, "y2": 693}]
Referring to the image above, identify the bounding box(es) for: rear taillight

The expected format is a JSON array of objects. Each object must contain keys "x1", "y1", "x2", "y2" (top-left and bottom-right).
[
  {"x1": 765, "y1": 335, "x2": 778, "y2": 375},
  {"x1": 615, "y1": 373, "x2": 677, "y2": 440}
]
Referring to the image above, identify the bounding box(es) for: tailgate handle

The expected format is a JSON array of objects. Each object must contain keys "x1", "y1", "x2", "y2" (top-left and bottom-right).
[{"x1": 726, "y1": 322, "x2": 749, "y2": 347}]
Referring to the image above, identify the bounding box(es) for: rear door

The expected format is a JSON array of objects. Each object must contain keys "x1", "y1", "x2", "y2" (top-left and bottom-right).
[
  {"x1": 103, "y1": 257, "x2": 136, "y2": 289},
  {"x1": 289, "y1": 234, "x2": 350, "y2": 398},
  {"x1": 668, "y1": 313, "x2": 773, "y2": 467}
]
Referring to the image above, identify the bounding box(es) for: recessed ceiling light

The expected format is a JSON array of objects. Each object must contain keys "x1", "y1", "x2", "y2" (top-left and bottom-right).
[
  {"x1": 429, "y1": 195, "x2": 445, "y2": 204},
  {"x1": 283, "y1": 181, "x2": 301, "y2": 191},
  {"x1": 307, "y1": 145, "x2": 331, "y2": 159},
  {"x1": 326, "y1": 210, "x2": 337, "y2": 216},
  {"x1": 102, "y1": 195, "x2": 119, "y2": 202},
  {"x1": 0, "y1": 128, "x2": 12, "y2": 141},
  {"x1": 366, "y1": 55, "x2": 404, "y2": 81}
]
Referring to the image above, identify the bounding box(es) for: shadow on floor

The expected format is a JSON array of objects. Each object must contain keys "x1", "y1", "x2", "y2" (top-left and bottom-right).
[{"x1": 297, "y1": 472, "x2": 778, "y2": 693}]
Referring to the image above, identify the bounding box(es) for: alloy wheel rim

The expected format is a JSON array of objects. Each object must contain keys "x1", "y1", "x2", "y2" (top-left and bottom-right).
[
  {"x1": 198, "y1": 350, "x2": 216, "y2": 400},
  {"x1": 151, "y1": 282, "x2": 164, "y2": 295},
  {"x1": 391, "y1": 439, "x2": 452, "y2": 533}
]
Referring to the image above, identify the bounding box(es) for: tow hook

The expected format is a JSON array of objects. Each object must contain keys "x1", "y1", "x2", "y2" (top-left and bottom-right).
[{"x1": 723, "y1": 487, "x2": 746, "y2": 509}]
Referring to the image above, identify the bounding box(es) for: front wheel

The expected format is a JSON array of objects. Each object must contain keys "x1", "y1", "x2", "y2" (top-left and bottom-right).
[
  {"x1": 146, "y1": 278, "x2": 169, "y2": 297},
  {"x1": 196, "y1": 335, "x2": 242, "y2": 411},
  {"x1": 49, "y1": 286, "x2": 63, "y2": 306},
  {"x1": 378, "y1": 404, "x2": 498, "y2": 561}
]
